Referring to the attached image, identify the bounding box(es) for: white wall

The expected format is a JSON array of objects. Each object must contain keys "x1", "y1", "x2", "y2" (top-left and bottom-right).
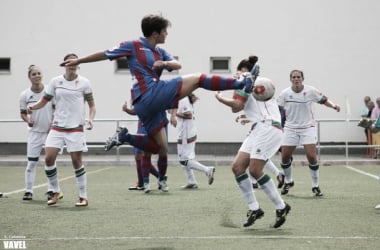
[{"x1": 1, "y1": 0, "x2": 379, "y2": 143}]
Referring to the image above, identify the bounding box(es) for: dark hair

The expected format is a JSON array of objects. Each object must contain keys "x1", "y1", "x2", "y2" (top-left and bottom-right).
[
  {"x1": 141, "y1": 14, "x2": 171, "y2": 37},
  {"x1": 63, "y1": 53, "x2": 78, "y2": 61},
  {"x1": 236, "y1": 55, "x2": 258, "y2": 72},
  {"x1": 290, "y1": 69, "x2": 304, "y2": 79},
  {"x1": 28, "y1": 64, "x2": 38, "y2": 77}
]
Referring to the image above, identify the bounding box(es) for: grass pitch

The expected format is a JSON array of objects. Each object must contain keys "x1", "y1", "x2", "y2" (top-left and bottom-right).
[{"x1": 1, "y1": 161, "x2": 380, "y2": 250}]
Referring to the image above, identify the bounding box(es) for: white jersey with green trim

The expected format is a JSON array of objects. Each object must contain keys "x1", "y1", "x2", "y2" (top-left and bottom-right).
[
  {"x1": 245, "y1": 95, "x2": 281, "y2": 124},
  {"x1": 45, "y1": 75, "x2": 92, "y2": 129},
  {"x1": 177, "y1": 97, "x2": 196, "y2": 142},
  {"x1": 277, "y1": 84, "x2": 325, "y2": 129},
  {"x1": 19, "y1": 85, "x2": 53, "y2": 132}
]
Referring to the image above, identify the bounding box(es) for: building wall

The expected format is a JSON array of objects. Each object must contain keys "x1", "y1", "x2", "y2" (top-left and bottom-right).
[{"x1": 1, "y1": 0, "x2": 380, "y2": 143}]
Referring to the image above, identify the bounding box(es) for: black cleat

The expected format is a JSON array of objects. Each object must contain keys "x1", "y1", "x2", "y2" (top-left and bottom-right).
[
  {"x1": 281, "y1": 181, "x2": 294, "y2": 195},
  {"x1": 243, "y1": 208, "x2": 264, "y2": 227},
  {"x1": 22, "y1": 192, "x2": 33, "y2": 201},
  {"x1": 312, "y1": 186, "x2": 323, "y2": 197},
  {"x1": 277, "y1": 172, "x2": 285, "y2": 189},
  {"x1": 104, "y1": 127, "x2": 126, "y2": 151},
  {"x1": 272, "y1": 203, "x2": 291, "y2": 228}
]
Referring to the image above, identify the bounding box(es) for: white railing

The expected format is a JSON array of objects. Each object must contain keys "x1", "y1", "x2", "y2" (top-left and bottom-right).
[{"x1": 0, "y1": 118, "x2": 376, "y2": 162}]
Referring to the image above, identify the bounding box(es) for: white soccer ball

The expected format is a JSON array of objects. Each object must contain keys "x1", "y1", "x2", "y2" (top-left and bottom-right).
[{"x1": 252, "y1": 77, "x2": 275, "y2": 101}]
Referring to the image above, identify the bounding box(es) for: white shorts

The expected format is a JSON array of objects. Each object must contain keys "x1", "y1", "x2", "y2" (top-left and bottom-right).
[
  {"x1": 238, "y1": 134, "x2": 253, "y2": 154},
  {"x1": 282, "y1": 126, "x2": 317, "y2": 146},
  {"x1": 27, "y1": 131, "x2": 48, "y2": 158},
  {"x1": 45, "y1": 130, "x2": 88, "y2": 153},
  {"x1": 177, "y1": 141, "x2": 195, "y2": 161},
  {"x1": 247, "y1": 122, "x2": 283, "y2": 160}
]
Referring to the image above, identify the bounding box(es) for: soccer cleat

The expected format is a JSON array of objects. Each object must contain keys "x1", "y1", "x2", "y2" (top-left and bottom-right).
[
  {"x1": 375, "y1": 204, "x2": 380, "y2": 210},
  {"x1": 181, "y1": 183, "x2": 199, "y2": 189},
  {"x1": 312, "y1": 186, "x2": 323, "y2": 197},
  {"x1": 143, "y1": 183, "x2": 151, "y2": 193},
  {"x1": 104, "y1": 127, "x2": 126, "y2": 151},
  {"x1": 277, "y1": 172, "x2": 285, "y2": 189},
  {"x1": 47, "y1": 192, "x2": 63, "y2": 206},
  {"x1": 46, "y1": 191, "x2": 64, "y2": 201},
  {"x1": 243, "y1": 208, "x2": 264, "y2": 227},
  {"x1": 243, "y1": 63, "x2": 260, "y2": 93},
  {"x1": 75, "y1": 197, "x2": 88, "y2": 207},
  {"x1": 22, "y1": 192, "x2": 33, "y2": 201},
  {"x1": 158, "y1": 178, "x2": 169, "y2": 192},
  {"x1": 207, "y1": 167, "x2": 215, "y2": 185},
  {"x1": 281, "y1": 181, "x2": 294, "y2": 195},
  {"x1": 272, "y1": 203, "x2": 291, "y2": 228},
  {"x1": 129, "y1": 183, "x2": 144, "y2": 191}
]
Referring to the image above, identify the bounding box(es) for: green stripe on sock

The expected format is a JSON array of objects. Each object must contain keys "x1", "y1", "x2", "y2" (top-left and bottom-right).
[
  {"x1": 75, "y1": 168, "x2": 86, "y2": 178},
  {"x1": 281, "y1": 161, "x2": 292, "y2": 169},
  {"x1": 309, "y1": 163, "x2": 319, "y2": 171},
  {"x1": 236, "y1": 173, "x2": 249, "y2": 183},
  {"x1": 257, "y1": 174, "x2": 271, "y2": 186},
  {"x1": 45, "y1": 168, "x2": 57, "y2": 178}
]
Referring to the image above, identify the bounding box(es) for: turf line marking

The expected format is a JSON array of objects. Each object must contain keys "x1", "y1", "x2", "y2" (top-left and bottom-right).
[
  {"x1": 3, "y1": 167, "x2": 114, "y2": 196},
  {"x1": 1, "y1": 235, "x2": 379, "y2": 241},
  {"x1": 344, "y1": 165, "x2": 379, "y2": 180}
]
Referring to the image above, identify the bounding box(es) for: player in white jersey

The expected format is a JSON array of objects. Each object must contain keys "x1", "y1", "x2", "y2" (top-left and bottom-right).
[
  {"x1": 277, "y1": 69, "x2": 340, "y2": 196},
  {"x1": 19, "y1": 65, "x2": 55, "y2": 201},
  {"x1": 28, "y1": 53, "x2": 96, "y2": 207},
  {"x1": 215, "y1": 56, "x2": 290, "y2": 228},
  {"x1": 173, "y1": 93, "x2": 215, "y2": 189}
]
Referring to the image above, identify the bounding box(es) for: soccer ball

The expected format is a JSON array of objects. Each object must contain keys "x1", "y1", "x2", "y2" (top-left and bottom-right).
[{"x1": 252, "y1": 77, "x2": 275, "y2": 101}]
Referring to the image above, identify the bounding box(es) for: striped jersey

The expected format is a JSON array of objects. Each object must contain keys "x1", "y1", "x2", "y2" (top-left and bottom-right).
[{"x1": 104, "y1": 37, "x2": 174, "y2": 103}]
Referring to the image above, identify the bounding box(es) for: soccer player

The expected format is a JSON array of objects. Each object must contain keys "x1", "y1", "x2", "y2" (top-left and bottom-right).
[
  {"x1": 120, "y1": 101, "x2": 160, "y2": 192},
  {"x1": 28, "y1": 53, "x2": 96, "y2": 207},
  {"x1": 19, "y1": 65, "x2": 55, "y2": 201},
  {"x1": 172, "y1": 93, "x2": 215, "y2": 189},
  {"x1": 277, "y1": 69, "x2": 340, "y2": 196},
  {"x1": 60, "y1": 14, "x2": 255, "y2": 191},
  {"x1": 215, "y1": 56, "x2": 290, "y2": 228}
]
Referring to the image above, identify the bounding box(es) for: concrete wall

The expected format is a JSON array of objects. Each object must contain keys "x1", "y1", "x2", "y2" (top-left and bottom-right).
[{"x1": 1, "y1": 0, "x2": 380, "y2": 144}]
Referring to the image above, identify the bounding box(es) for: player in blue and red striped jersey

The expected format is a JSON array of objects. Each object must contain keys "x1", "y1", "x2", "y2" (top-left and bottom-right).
[{"x1": 60, "y1": 14, "x2": 258, "y2": 192}]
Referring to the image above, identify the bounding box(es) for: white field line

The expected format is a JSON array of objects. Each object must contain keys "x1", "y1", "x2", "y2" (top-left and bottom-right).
[
  {"x1": 345, "y1": 165, "x2": 379, "y2": 180},
  {"x1": 1, "y1": 235, "x2": 379, "y2": 241},
  {"x1": 3, "y1": 167, "x2": 114, "y2": 196}
]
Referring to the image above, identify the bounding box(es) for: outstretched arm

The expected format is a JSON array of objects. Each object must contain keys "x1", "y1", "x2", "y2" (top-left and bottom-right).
[
  {"x1": 324, "y1": 99, "x2": 340, "y2": 112},
  {"x1": 60, "y1": 51, "x2": 108, "y2": 67},
  {"x1": 214, "y1": 91, "x2": 244, "y2": 113}
]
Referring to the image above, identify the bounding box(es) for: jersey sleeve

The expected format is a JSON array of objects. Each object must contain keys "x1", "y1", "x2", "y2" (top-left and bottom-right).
[
  {"x1": 19, "y1": 91, "x2": 27, "y2": 114},
  {"x1": 105, "y1": 40, "x2": 133, "y2": 60}
]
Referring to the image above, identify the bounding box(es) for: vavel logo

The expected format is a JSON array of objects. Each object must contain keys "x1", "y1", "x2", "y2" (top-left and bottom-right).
[{"x1": 3, "y1": 236, "x2": 27, "y2": 249}]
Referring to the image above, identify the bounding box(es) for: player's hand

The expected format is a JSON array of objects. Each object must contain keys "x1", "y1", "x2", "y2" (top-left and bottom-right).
[
  {"x1": 170, "y1": 115, "x2": 177, "y2": 127},
  {"x1": 215, "y1": 91, "x2": 223, "y2": 100},
  {"x1": 27, "y1": 120, "x2": 34, "y2": 127},
  {"x1": 27, "y1": 105, "x2": 34, "y2": 114},
  {"x1": 122, "y1": 101, "x2": 128, "y2": 112},
  {"x1": 86, "y1": 120, "x2": 94, "y2": 130},
  {"x1": 60, "y1": 58, "x2": 79, "y2": 67}
]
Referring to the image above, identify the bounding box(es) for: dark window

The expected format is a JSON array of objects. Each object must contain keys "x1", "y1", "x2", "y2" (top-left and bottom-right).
[
  {"x1": 0, "y1": 58, "x2": 11, "y2": 73},
  {"x1": 210, "y1": 57, "x2": 230, "y2": 73},
  {"x1": 115, "y1": 57, "x2": 129, "y2": 72}
]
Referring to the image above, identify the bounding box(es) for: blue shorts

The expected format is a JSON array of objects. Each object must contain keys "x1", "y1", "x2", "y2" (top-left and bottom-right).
[{"x1": 134, "y1": 77, "x2": 182, "y2": 135}]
